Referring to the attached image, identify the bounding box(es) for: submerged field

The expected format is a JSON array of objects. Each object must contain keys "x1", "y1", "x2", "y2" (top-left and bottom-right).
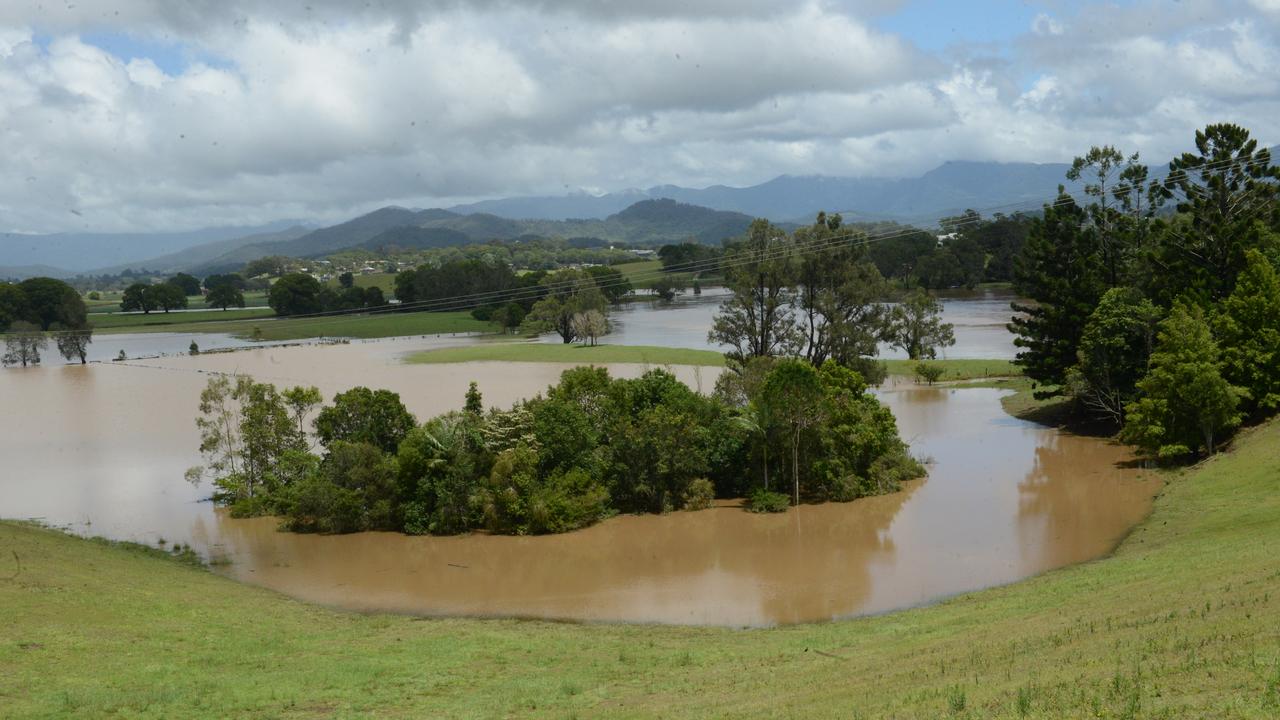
[{"x1": 3, "y1": 414, "x2": 1279, "y2": 717}]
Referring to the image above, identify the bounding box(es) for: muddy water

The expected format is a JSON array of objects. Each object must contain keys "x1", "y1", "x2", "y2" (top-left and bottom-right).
[{"x1": 0, "y1": 339, "x2": 1156, "y2": 626}]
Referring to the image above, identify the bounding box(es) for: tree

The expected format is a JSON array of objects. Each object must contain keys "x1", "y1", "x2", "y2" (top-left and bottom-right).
[
  {"x1": 793, "y1": 213, "x2": 890, "y2": 368},
  {"x1": 1009, "y1": 193, "x2": 1107, "y2": 397},
  {"x1": 338, "y1": 272, "x2": 355, "y2": 289},
  {"x1": 17, "y1": 277, "x2": 86, "y2": 330},
  {"x1": 204, "y1": 273, "x2": 247, "y2": 292},
  {"x1": 0, "y1": 283, "x2": 29, "y2": 332},
  {"x1": 650, "y1": 275, "x2": 686, "y2": 301},
  {"x1": 168, "y1": 273, "x2": 202, "y2": 296},
  {"x1": 52, "y1": 323, "x2": 93, "y2": 364},
  {"x1": 2, "y1": 322, "x2": 46, "y2": 367},
  {"x1": 491, "y1": 302, "x2": 525, "y2": 334},
  {"x1": 1121, "y1": 303, "x2": 1242, "y2": 458},
  {"x1": 571, "y1": 310, "x2": 609, "y2": 346},
  {"x1": 1066, "y1": 287, "x2": 1161, "y2": 423},
  {"x1": 1214, "y1": 250, "x2": 1280, "y2": 418},
  {"x1": 585, "y1": 265, "x2": 632, "y2": 303},
  {"x1": 314, "y1": 387, "x2": 417, "y2": 453},
  {"x1": 243, "y1": 256, "x2": 290, "y2": 278},
  {"x1": 709, "y1": 219, "x2": 800, "y2": 362},
  {"x1": 121, "y1": 283, "x2": 156, "y2": 314},
  {"x1": 522, "y1": 269, "x2": 607, "y2": 343},
  {"x1": 150, "y1": 283, "x2": 188, "y2": 313},
  {"x1": 886, "y1": 290, "x2": 955, "y2": 360},
  {"x1": 205, "y1": 284, "x2": 246, "y2": 310},
  {"x1": 758, "y1": 359, "x2": 825, "y2": 506},
  {"x1": 1066, "y1": 146, "x2": 1148, "y2": 287},
  {"x1": 1151, "y1": 123, "x2": 1280, "y2": 304},
  {"x1": 281, "y1": 385, "x2": 323, "y2": 439},
  {"x1": 464, "y1": 382, "x2": 484, "y2": 415},
  {"x1": 268, "y1": 273, "x2": 323, "y2": 316}
]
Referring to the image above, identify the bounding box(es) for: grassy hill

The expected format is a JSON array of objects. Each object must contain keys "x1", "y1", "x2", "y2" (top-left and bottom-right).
[{"x1": 4, "y1": 411, "x2": 1280, "y2": 717}]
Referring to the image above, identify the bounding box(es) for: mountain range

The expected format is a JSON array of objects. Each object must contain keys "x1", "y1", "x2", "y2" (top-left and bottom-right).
[{"x1": 5, "y1": 155, "x2": 1218, "y2": 279}]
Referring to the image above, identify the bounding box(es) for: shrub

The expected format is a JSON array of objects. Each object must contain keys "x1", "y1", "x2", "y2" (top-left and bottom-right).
[
  {"x1": 681, "y1": 477, "x2": 715, "y2": 511},
  {"x1": 915, "y1": 362, "x2": 945, "y2": 385},
  {"x1": 868, "y1": 450, "x2": 925, "y2": 494},
  {"x1": 746, "y1": 489, "x2": 790, "y2": 513}
]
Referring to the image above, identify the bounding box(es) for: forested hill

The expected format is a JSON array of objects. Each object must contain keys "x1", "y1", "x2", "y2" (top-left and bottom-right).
[{"x1": 191, "y1": 199, "x2": 759, "y2": 272}]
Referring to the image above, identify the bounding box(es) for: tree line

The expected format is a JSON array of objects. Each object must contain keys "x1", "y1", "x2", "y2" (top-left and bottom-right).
[
  {"x1": 1009, "y1": 123, "x2": 1280, "y2": 459},
  {"x1": 190, "y1": 361, "x2": 921, "y2": 535}
]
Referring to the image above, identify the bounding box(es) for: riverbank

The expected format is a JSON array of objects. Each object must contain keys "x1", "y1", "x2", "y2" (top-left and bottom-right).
[{"x1": 5, "y1": 416, "x2": 1277, "y2": 717}]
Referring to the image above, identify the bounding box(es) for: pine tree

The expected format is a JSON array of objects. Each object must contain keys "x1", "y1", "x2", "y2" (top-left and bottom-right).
[{"x1": 1009, "y1": 192, "x2": 1107, "y2": 397}]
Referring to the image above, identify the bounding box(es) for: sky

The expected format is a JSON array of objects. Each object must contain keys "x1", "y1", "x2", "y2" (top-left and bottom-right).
[{"x1": 1, "y1": 0, "x2": 1278, "y2": 234}]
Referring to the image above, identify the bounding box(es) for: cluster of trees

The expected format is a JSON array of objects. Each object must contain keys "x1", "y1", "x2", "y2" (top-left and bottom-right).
[
  {"x1": 191, "y1": 360, "x2": 921, "y2": 535},
  {"x1": 0, "y1": 277, "x2": 92, "y2": 366},
  {"x1": 709, "y1": 212, "x2": 956, "y2": 384},
  {"x1": 121, "y1": 281, "x2": 189, "y2": 314},
  {"x1": 267, "y1": 273, "x2": 386, "y2": 316},
  {"x1": 863, "y1": 213, "x2": 1031, "y2": 290},
  {"x1": 1010, "y1": 124, "x2": 1280, "y2": 459}
]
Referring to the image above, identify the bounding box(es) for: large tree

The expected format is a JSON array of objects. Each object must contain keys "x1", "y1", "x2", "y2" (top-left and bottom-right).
[
  {"x1": 0, "y1": 283, "x2": 28, "y2": 332},
  {"x1": 886, "y1": 290, "x2": 955, "y2": 361},
  {"x1": 150, "y1": 283, "x2": 189, "y2": 313},
  {"x1": 268, "y1": 273, "x2": 323, "y2": 316},
  {"x1": 1066, "y1": 287, "x2": 1162, "y2": 424},
  {"x1": 314, "y1": 387, "x2": 417, "y2": 453},
  {"x1": 206, "y1": 284, "x2": 246, "y2": 310},
  {"x1": 709, "y1": 219, "x2": 801, "y2": 362},
  {"x1": 168, "y1": 273, "x2": 202, "y2": 296},
  {"x1": 522, "y1": 269, "x2": 607, "y2": 344},
  {"x1": 1009, "y1": 193, "x2": 1107, "y2": 396},
  {"x1": 1066, "y1": 146, "x2": 1149, "y2": 288},
  {"x1": 1150, "y1": 123, "x2": 1280, "y2": 305},
  {"x1": 121, "y1": 283, "x2": 156, "y2": 314},
  {"x1": 1121, "y1": 302, "x2": 1242, "y2": 458},
  {"x1": 793, "y1": 213, "x2": 890, "y2": 368},
  {"x1": 758, "y1": 359, "x2": 825, "y2": 506},
  {"x1": 17, "y1": 277, "x2": 86, "y2": 330},
  {"x1": 1214, "y1": 250, "x2": 1280, "y2": 418}
]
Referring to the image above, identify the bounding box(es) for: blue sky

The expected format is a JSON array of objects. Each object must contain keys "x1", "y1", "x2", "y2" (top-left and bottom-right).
[{"x1": 876, "y1": 0, "x2": 1044, "y2": 52}]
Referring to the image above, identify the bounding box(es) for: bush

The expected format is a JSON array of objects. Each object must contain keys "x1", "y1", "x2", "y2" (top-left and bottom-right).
[
  {"x1": 868, "y1": 450, "x2": 925, "y2": 494},
  {"x1": 746, "y1": 489, "x2": 790, "y2": 513},
  {"x1": 915, "y1": 362, "x2": 945, "y2": 385},
  {"x1": 681, "y1": 477, "x2": 715, "y2": 511}
]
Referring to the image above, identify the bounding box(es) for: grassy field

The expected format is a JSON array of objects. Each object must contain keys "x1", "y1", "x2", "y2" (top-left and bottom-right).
[
  {"x1": 5, "y1": 411, "x2": 1280, "y2": 717},
  {"x1": 407, "y1": 341, "x2": 727, "y2": 366},
  {"x1": 90, "y1": 307, "x2": 275, "y2": 330},
  {"x1": 883, "y1": 357, "x2": 1019, "y2": 381},
  {"x1": 85, "y1": 309, "x2": 490, "y2": 340}
]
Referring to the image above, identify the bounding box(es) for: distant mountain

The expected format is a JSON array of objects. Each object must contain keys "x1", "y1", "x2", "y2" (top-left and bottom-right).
[
  {"x1": 0, "y1": 220, "x2": 306, "y2": 273},
  {"x1": 192, "y1": 199, "x2": 759, "y2": 269},
  {"x1": 0, "y1": 264, "x2": 74, "y2": 281},
  {"x1": 445, "y1": 161, "x2": 1091, "y2": 223},
  {"x1": 94, "y1": 225, "x2": 313, "y2": 276}
]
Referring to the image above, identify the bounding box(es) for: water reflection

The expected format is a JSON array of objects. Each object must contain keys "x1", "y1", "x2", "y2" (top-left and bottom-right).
[
  {"x1": 0, "y1": 338, "x2": 1156, "y2": 626},
  {"x1": 540, "y1": 286, "x2": 1019, "y2": 359}
]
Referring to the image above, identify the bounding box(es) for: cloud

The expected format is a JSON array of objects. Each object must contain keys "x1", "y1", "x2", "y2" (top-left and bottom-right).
[{"x1": 0, "y1": 0, "x2": 1278, "y2": 234}]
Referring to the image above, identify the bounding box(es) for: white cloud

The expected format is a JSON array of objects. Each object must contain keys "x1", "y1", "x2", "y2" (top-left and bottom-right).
[{"x1": 0, "y1": 0, "x2": 1277, "y2": 234}]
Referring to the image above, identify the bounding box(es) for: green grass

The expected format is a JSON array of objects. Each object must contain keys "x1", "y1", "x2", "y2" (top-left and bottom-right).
[
  {"x1": 883, "y1": 357, "x2": 1019, "y2": 381},
  {"x1": 85, "y1": 310, "x2": 489, "y2": 341},
  {"x1": 5, "y1": 413, "x2": 1280, "y2": 717},
  {"x1": 91, "y1": 307, "x2": 275, "y2": 331},
  {"x1": 615, "y1": 259, "x2": 709, "y2": 290},
  {"x1": 407, "y1": 341, "x2": 727, "y2": 366}
]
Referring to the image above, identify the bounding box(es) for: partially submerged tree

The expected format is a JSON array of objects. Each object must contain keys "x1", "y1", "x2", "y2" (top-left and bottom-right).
[
  {"x1": 758, "y1": 359, "x2": 825, "y2": 506},
  {"x1": 2, "y1": 322, "x2": 47, "y2": 367},
  {"x1": 52, "y1": 323, "x2": 93, "y2": 364},
  {"x1": 886, "y1": 290, "x2": 955, "y2": 360},
  {"x1": 571, "y1": 310, "x2": 609, "y2": 346},
  {"x1": 709, "y1": 219, "x2": 801, "y2": 362}
]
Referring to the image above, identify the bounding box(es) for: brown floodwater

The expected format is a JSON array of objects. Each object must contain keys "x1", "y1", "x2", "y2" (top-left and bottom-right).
[{"x1": 0, "y1": 337, "x2": 1158, "y2": 626}]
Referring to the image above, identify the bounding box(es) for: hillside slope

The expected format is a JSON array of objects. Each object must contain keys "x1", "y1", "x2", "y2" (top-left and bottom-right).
[{"x1": 4, "y1": 416, "x2": 1279, "y2": 717}]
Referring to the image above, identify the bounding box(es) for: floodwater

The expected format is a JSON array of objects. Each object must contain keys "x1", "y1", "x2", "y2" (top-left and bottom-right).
[
  {"x1": 545, "y1": 286, "x2": 1019, "y2": 360},
  {"x1": 0, "y1": 338, "x2": 1155, "y2": 626}
]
